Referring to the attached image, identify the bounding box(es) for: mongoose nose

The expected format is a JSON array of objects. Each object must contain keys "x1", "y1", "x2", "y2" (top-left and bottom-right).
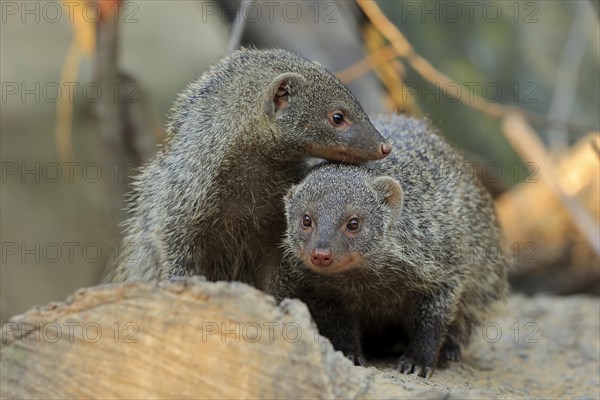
[
  {"x1": 310, "y1": 249, "x2": 334, "y2": 266},
  {"x1": 381, "y1": 142, "x2": 392, "y2": 156}
]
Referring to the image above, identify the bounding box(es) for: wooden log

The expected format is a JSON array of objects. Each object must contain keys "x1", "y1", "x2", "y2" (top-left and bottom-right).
[
  {"x1": 1, "y1": 278, "x2": 482, "y2": 399},
  {"x1": 2, "y1": 279, "x2": 599, "y2": 399}
]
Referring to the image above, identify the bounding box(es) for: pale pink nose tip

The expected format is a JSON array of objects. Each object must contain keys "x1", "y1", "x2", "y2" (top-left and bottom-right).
[
  {"x1": 310, "y1": 249, "x2": 334, "y2": 266},
  {"x1": 381, "y1": 143, "x2": 392, "y2": 156}
]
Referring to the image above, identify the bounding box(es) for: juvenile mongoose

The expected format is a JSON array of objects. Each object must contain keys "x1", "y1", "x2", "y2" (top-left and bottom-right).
[
  {"x1": 278, "y1": 114, "x2": 508, "y2": 378},
  {"x1": 110, "y1": 48, "x2": 391, "y2": 289}
]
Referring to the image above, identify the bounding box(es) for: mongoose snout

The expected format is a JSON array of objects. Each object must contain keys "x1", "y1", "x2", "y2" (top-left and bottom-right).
[
  {"x1": 305, "y1": 117, "x2": 391, "y2": 163},
  {"x1": 309, "y1": 249, "x2": 333, "y2": 266},
  {"x1": 300, "y1": 249, "x2": 362, "y2": 275},
  {"x1": 302, "y1": 246, "x2": 363, "y2": 274},
  {"x1": 381, "y1": 142, "x2": 392, "y2": 156}
]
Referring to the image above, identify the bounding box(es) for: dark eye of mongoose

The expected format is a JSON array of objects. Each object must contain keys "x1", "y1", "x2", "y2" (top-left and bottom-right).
[
  {"x1": 346, "y1": 218, "x2": 359, "y2": 231},
  {"x1": 302, "y1": 214, "x2": 312, "y2": 227},
  {"x1": 332, "y1": 113, "x2": 344, "y2": 125}
]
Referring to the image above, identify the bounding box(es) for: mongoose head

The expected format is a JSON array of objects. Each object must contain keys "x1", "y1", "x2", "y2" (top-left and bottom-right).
[
  {"x1": 167, "y1": 48, "x2": 390, "y2": 162},
  {"x1": 262, "y1": 57, "x2": 391, "y2": 162},
  {"x1": 284, "y1": 164, "x2": 403, "y2": 274}
]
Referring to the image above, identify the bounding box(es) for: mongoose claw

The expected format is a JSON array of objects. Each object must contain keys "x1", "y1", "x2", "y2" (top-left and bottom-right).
[
  {"x1": 439, "y1": 339, "x2": 461, "y2": 366},
  {"x1": 398, "y1": 356, "x2": 433, "y2": 378},
  {"x1": 398, "y1": 357, "x2": 413, "y2": 374},
  {"x1": 412, "y1": 365, "x2": 422, "y2": 376},
  {"x1": 346, "y1": 354, "x2": 365, "y2": 367},
  {"x1": 442, "y1": 345, "x2": 460, "y2": 362},
  {"x1": 423, "y1": 367, "x2": 433, "y2": 379}
]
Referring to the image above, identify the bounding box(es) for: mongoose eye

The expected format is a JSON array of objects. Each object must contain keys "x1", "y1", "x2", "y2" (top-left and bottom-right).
[
  {"x1": 328, "y1": 111, "x2": 346, "y2": 126},
  {"x1": 346, "y1": 218, "x2": 360, "y2": 231},
  {"x1": 302, "y1": 214, "x2": 312, "y2": 228}
]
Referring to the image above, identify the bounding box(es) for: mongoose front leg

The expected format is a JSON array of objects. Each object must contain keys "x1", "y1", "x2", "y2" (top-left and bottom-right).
[
  {"x1": 398, "y1": 296, "x2": 451, "y2": 378},
  {"x1": 304, "y1": 296, "x2": 364, "y2": 366}
]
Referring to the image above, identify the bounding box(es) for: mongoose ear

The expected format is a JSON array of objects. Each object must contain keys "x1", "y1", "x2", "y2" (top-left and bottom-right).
[
  {"x1": 371, "y1": 176, "x2": 403, "y2": 211},
  {"x1": 266, "y1": 73, "x2": 306, "y2": 116}
]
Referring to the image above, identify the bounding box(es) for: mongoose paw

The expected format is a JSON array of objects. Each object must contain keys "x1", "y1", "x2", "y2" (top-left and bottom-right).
[
  {"x1": 398, "y1": 356, "x2": 434, "y2": 378},
  {"x1": 346, "y1": 354, "x2": 366, "y2": 367},
  {"x1": 440, "y1": 341, "x2": 461, "y2": 362}
]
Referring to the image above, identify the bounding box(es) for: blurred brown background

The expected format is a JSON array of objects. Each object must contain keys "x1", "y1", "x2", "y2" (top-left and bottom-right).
[{"x1": 1, "y1": 0, "x2": 599, "y2": 324}]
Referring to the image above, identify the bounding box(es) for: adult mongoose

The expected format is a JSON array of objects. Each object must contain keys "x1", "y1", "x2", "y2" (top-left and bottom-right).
[
  {"x1": 278, "y1": 114, "x2": 508, "y2": 377},
  {"x1": 110, "y1": 48, "x2": 391, "y2": 289}
]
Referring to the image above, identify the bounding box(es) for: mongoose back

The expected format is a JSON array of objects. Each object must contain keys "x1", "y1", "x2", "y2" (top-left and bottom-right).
[
  {"x1": 279, "y1": 114, "x2": 508, "y2": 377},
  {"x1": 111, "y1": 48, "x2": 391, "y2": 288}
]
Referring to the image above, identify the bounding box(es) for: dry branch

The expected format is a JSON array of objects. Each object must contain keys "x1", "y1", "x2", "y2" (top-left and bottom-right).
[
  {"x1": 500, "y1": 115, "x2": 600, "y2": 257},
  {"x1": 355, "y1": 0, "x2": 597, "y2": 133},
  {"x1": 356, "y1": 0, "x2": 504, "y2": 117},
  {"x1": 496, "y1": 132, "x2": 600, "y2": 293}
]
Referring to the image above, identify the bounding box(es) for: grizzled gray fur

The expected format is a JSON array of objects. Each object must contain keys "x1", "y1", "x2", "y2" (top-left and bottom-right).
[
  {"x1": 109, "y1": 48, "x2": 390, "y2": 288},
  {"x1": 276, "y1": 114, "x2": 508, "y2": 378}
]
